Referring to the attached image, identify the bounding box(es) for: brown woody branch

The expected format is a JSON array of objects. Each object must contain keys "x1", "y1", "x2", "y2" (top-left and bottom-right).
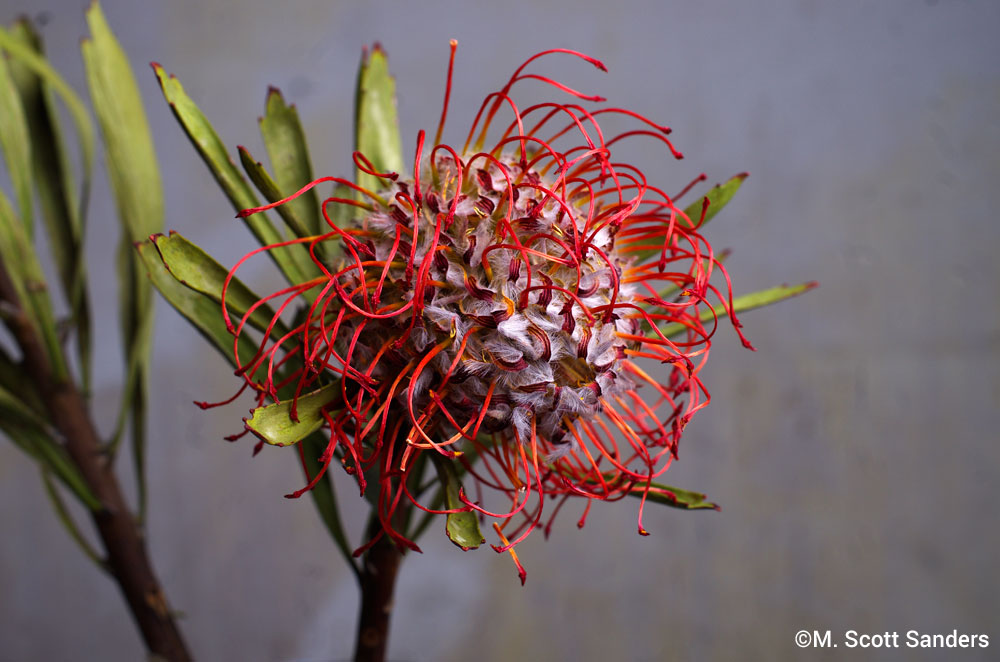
[{"x1": 0, "y1": 257, "x2": 191, "y2": 661}]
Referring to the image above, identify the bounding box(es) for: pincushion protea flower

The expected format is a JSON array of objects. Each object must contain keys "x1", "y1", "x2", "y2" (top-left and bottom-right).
[{"x1": 147, "y1": 42, "x2": 814, "y2": 589}]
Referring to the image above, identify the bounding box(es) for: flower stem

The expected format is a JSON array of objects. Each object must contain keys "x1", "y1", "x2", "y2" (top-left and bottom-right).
[
  {"x1": 353, "y1": 510, "x2": 406, "y2": 662},
  {"x1": 0, "y1": 259, "x2": 191, "y2": 661}
]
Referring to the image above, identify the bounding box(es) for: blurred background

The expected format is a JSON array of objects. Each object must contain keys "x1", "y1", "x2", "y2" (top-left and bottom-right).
[{"x1": 1, "y1": 0, "x2": 997, "y2": 660}]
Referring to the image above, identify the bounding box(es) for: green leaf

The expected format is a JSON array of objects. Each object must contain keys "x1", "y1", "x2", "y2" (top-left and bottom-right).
[
  {"x1": 0, "y1": 382, "x2": 50, "y2": 431},
  {"x1": 430, "y1": 453, "x2": 484, "y2": 551},
  {"x1": 0, "y1": 42, "x2": 33, "y2": 234},
  {"x1": 0, "y1": 408, "x2": 101, "y2": 512},
  {"x1": 629, "y1": 481, "x2": 719, "y2": 511},
  {"x1": 40, "y1": 468, "x2": 108, "y2": 573},
  {"x1": 354, "y1": 44, "x2": 403, "y2": 194},
  {"x1": 685, "y1": 172, "x2": 747, "y2": 228},
  {"x1": 328, "y1": 182, "x2": 358, "y2": 229},
  {"x1": 239, "y1": 146, "x2": 313, "y2": 241},
  {"x1": 245, "y1": 383, "x2": 340, "y2": 447},
  {"x1": 630, "y1": 173, "x2": 748, "y2": 264},
  {"x1": 299, "y1": 431, "x2": 359, "y2": 578},
  {"x1": 654, "y1": 281, "x2": 818, "y2": 339},
  {"x1": 151, "y1": 231, "x2": 290, "y2": 338},
  {"x1": 0, "y1": 24, "x2": 94, "y2": 233},
  {"x1": 136, "y1": 238, "x2": 259, "y2": 368},
  {"x1": 81, "y1": 3, "x2": 162, "y2": 515},
  {"x1": 152, "y1": 63, "x2": 313, "y2": 286},
  {"x1": 0, "y1": 189, "x2": 67, "y2": 380},
  {"x1": 259, "y1": 88, "x2": 321, "y2": 237},
  {"x1": 0, "y1": 344, "x2": 44, "y2": 415},
  {"x1": 6, "y1": 20, "x2": 92, "y2": 391},
  {"x1": 82, "y1": 2, "x2": 163, "y2": 245}
]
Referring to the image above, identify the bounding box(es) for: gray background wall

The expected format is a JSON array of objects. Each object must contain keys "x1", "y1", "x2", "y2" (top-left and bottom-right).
[{"x1": 0, "y1": 1, "x2": 997, "y2": 660}]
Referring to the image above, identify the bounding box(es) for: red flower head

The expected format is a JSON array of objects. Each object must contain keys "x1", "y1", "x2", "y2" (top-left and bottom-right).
[{"x1": 218, "y1": 43, "x2": 752, "y2": 582}]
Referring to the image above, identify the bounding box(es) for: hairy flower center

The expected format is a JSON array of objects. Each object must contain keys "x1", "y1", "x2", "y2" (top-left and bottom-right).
[{"x1": 337, "y1": 152, "x2": 639, "y2": 447}]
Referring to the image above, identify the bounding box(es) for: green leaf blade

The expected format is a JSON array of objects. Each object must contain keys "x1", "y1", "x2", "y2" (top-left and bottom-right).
[
  {"x1": 245, "y1": 383, "x2": 340, "y2": 447},
  {"x1": 0, "y1": 44, "x2": 34, "y2": 234},
  {"x1": 40, "y1": 468, "x2": 108, "y2": 572},
  {"x1": 136, "y1": 238, "x2": 258, "y2": 368},
  {"x1": 6, "y1": 19, "x2": 92, "y2": 391},
  {"x1": 0, "y1": 189, "x2": 67, "y2": 380},
  {"x1": 239, "y1": 146, "x2": 312, "y2": 240},
  {"x1": 82, "y1": 2, "x2": 163, "y2": 244},
  {"x1": 629, "y1": 173, "x2": 748, "y2": 264},
  {"x1": 431, "y1": 453, "x2": 484, "y2": 551},
  {"x1": 0, "y1": 405, "x2": 102, "y2": 512},
  {"x1": 299, "y1": 431, "x2": 358, "y2": 577},
  {"x1": 0, "y1": 24, "x2": 95, "y2": 234},
  {"x1": 151, "y1": 231, "x2": 290, "y2": 338},
  {"x1": 259, "y1": 88, "x2": 321, "y2": 236},
  {"x1": 355, "y1": 44, "x2": 404, "y2": 194},
  {"x1": 630, "y1": 481, "x2": 720, "y2": 511},
  {"x1": 684, "y1": 172, "x2": 748, "y2": 228},
  {"x1": 151, "y1": 63, "x2": 313, "y2": 286},
  {"x1": 654, "y1": 281, "x2": 818, "y2": 339},
  {"x1": 81, "y1": 3, "x2": 162, "y2": 502}
]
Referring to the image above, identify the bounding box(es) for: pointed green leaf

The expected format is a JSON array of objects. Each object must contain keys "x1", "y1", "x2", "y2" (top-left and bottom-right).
[
  {"x1": 685, "y1": 172, "x2": 747, "y2": 228},
  {"x1": 355, "y1": 44, "x2": 403, "y2": 194},
  {"x1": 0, "y1": 189, "x2": 67, "y2": 380},
  {"x1": 6, "y1": 19, "x2": 92, "y2": 391},
  {"x1": 136, "y1": 238, "x2": 259, "y2": 368},
  {"x1": 82, "y1": 2, "x2": 163, "y2": 243},
  {"x1": 259, "y1": 88, "x2": 321, "y2": 236},
  {"x1": 0, "y1": 44, "x2": 33, "y2": 234},
  {"x1": 0, "y1": 24, "x2": 94, "y2": 233},
  {"x1": 630, "y1": 173, "x2": 748, "y2": 264},
  {"x1": 152, "y1": 63, "x2": 313, "y2": 286},
  {"x1": 239, "y1": 146, "x2": 313, "y2": 240},
  {"x1": 245, "y1": 383, "x2": 340, "y2": 447},
  {"x1": 40, "y1": 468, "x2": 108, "y2": 573},
  {"x1": 629, "y1": 481, "x2": 719, "y2": 511},
  {"x1": 0, "y1": 344, "x2": 44, "y2": 415},
  {"x1": 151, "y1": 231, "x2": 290, "y2": 338},
  {"x1": 0, "y1": 382, "x2": 50, "y2": 431},
  {"x1": 0, "y1": 412, "x2": 101, "y2": 511},
  {"x1": 654, "y1": 281, "x2": 818, "y2": 338},
  {"x1": 300, "y1": 431, "x2": 358, "y2": 577},
  {"x1": 82, "y1": 3, "x2": 161, "y2": 510},
  {"x1": 430, "y1": 453, "x2": 484, "y2": 551}
]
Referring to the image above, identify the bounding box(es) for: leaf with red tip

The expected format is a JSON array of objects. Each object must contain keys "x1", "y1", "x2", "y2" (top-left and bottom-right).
[
  {"x1": 355, "y1": 44, "x2": 403, "y2": 194},
  {"x1": 152, "y1": 63, "x2": 312, "y2": 286},
  {"x1": 245, "y1": 384, "x2": 340, "y2": 447},
  {"x1": 431, "y1": 453, "x2": 484, "y2": 551},
  {"x1": 136, "y1": 238, "x2": 259, "y2": 367},
  {"x1": 151, "y1": 231, "x2": 290, "y2": 338},
  {"x1": 238, "y1": 147, "x2": 326, "y2": 279},
  {"x1": 631, "y1": 481, "x2": 719, "y2": 511}
]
